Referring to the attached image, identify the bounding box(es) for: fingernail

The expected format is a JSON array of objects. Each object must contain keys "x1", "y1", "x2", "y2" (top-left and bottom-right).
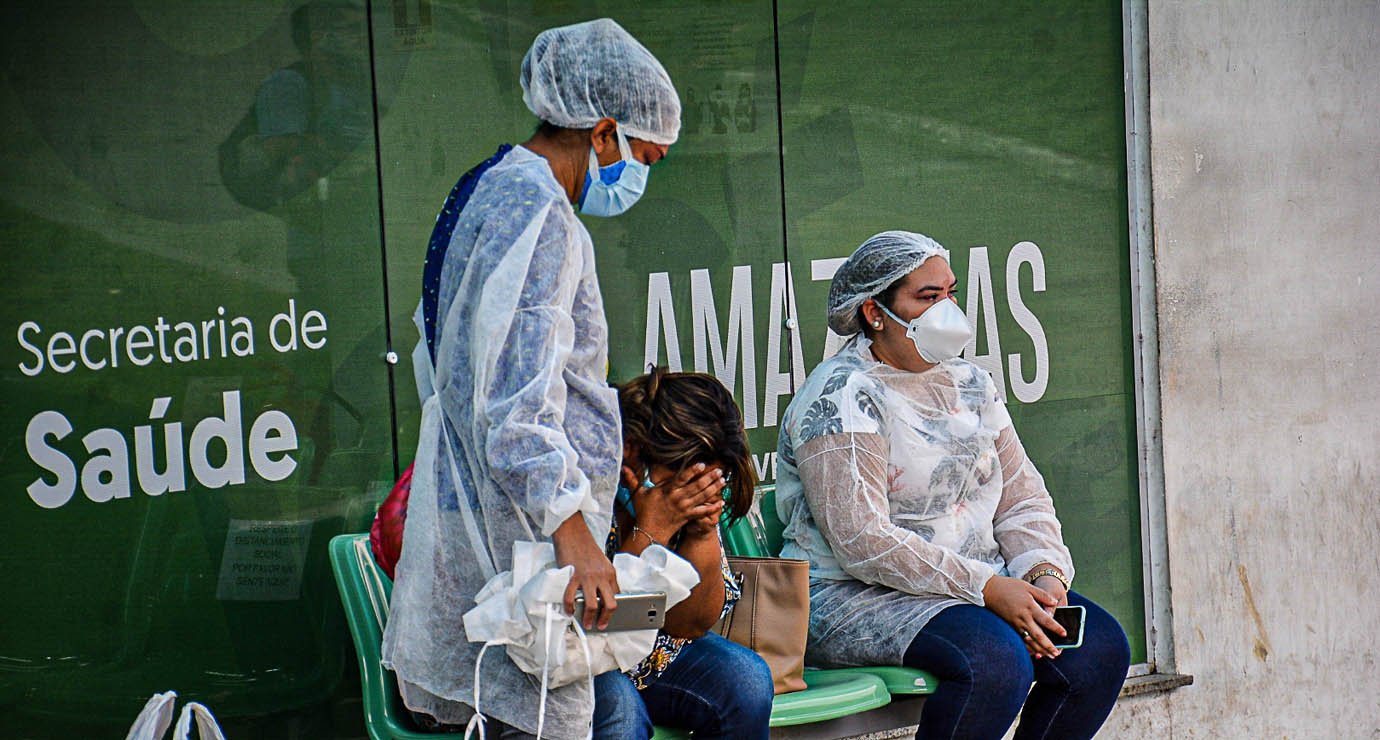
[{"x1": 695, "y1": 463, "x2": 705, "y2": 471}]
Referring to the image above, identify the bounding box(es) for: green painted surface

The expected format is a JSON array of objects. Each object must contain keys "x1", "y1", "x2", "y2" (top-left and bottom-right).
[
  {"x1": 772, "y1": 0, "x2": 1146, "y2": 662},
  {"x1": 0, "y1": 2, "x2": 394, "y2": 736},
  {"x1": 1, "y1": 1, "x2": 1143, "y2": 736}
]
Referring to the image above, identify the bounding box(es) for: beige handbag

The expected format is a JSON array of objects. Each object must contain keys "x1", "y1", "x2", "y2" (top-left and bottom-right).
[{"x1": 713, "y1": 556, "x2": 811, "y2": 694}]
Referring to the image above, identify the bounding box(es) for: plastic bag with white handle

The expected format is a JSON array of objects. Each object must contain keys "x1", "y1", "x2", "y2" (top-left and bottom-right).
[
  {"x1": 174, "y1": 702, "x2": 226, "y2": 740},
  {"x1": 463, "y1": 540, "x2": 698, "y2": 687},
  {"x1": 125, "y1": 692, "x2": 225, "y2": 740},
  {"x1": 125, "y1": 691, "x2": 178, "y2": 740},
  {"x1": 459, "y1": 539, "x2": 699, "y2": 738}
]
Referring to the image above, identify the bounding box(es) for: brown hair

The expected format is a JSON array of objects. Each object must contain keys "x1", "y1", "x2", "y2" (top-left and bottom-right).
[{"x1": 618, "y1": 367, "x2": 756, "y2": 522}]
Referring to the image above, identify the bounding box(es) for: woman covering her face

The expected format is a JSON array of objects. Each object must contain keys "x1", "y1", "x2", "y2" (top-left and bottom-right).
[
  {"x1": 775, "y1": 231, "x2": 1131, "y2": 740},
  {"x1": 591, "y1": 368, "x2": 772, "y2": 738}
]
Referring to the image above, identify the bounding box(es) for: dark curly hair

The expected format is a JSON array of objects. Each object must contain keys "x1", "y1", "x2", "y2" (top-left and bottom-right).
[{"x1": 617, "y1": 368, "x2": 756, "y2": 523}]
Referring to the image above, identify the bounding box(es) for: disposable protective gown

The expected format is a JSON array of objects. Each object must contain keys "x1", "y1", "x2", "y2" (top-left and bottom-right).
[
  {"x1": 381, "y1": 145, "x2": 621, "y2": 738},
  {"x1": 775, "y1": 335, "x2": 1074, "y2": 668}
]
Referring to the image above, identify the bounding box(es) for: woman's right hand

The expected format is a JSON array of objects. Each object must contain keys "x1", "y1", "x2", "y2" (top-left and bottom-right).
[
  {"x1": 551, "y1": 514, "x2": 620, "y2": 630},
  {"x1": 981, "y1": 575, "x2": 1065, "y2": 659},
  {"x1": 625, "y1": 463, "x2": 725, "y2": 542}
]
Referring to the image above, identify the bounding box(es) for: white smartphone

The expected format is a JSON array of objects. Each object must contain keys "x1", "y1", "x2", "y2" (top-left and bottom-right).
[
  {"x1": 1042, "y1": 605, "x2": 1086, "y2": 649},
  {"x1": 572, "y1": 591, "x2": 667, "y2": 632}
]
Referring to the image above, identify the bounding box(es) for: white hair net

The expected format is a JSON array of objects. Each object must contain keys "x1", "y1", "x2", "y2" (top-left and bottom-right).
[
  {"x1": 521, "y1": 18, "x2": 681, "y2": 146},
  {"x1": 827, "y1": 230, "x2": 951, "y2": 336}
]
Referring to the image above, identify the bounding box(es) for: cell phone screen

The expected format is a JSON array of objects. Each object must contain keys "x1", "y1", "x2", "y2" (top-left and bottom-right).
[{"x1": 1041, "y1": 605, "x2": 1085, "y2": 648}]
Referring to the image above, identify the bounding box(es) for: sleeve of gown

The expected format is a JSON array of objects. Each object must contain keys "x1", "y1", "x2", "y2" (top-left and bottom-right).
[
  {"x1": 991, "y1": 424, "x2": 1076, "y2": 585},
  {"x1": 796, "y1": 432, "x2": 997, "y2": 604},
  {"x1": 474, "y1": 200, "x2": 600, "y2": 536}
]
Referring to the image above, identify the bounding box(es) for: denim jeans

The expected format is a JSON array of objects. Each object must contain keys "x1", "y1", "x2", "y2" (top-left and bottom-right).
[
  {"x1": 593, "y1": 632, "x2": 774, "y2": 740},
  {"x1": 902, "y1": 590, "x2": 1130, "y2": 740}
]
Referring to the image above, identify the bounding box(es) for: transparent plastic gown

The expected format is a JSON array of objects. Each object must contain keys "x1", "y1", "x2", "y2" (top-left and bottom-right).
[
  {"x1": 775, "y1": 335, "x2": 1074, "y2": 667},
  {"x1": 381, "y1": 146, "x2": 621, "y2": 739}
]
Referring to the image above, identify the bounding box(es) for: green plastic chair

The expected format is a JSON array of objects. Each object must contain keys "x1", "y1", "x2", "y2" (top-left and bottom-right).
[
  {"x1": 722, "y1": 486, "x2": 940, "y2": 698},
  {"x1": 329, "y1": 533, "x2": 703, "y2": 739},
  {"x1": 328, "y1": 533, "x2": 447, "y2": 740}
]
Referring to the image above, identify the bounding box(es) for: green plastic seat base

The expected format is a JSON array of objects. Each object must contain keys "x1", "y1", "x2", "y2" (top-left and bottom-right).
[
  {"x1": 804, "y1": 666, "x2": 939, "y2": 696},
  {"x1": 769, "y1": 670, "x2": 891, "y2": 727}
]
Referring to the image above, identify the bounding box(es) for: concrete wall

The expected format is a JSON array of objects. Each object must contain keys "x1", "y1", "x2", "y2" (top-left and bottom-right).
[{"x1": 1100, "y1": 1, "x2": 1380, "y2": 737}]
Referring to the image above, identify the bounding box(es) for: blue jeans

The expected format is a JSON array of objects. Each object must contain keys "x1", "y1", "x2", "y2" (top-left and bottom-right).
[
  {"x1": 593, "y1": 632, "x2": 774, "y2": 740},
  {"x1": 902, "y1": 591, "x2": 1130, "y2": 740}
]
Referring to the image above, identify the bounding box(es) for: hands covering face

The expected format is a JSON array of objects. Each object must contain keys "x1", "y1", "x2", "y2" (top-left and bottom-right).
[{"x1": 621, "y1": 462, "x2": 726, "y2": 540}]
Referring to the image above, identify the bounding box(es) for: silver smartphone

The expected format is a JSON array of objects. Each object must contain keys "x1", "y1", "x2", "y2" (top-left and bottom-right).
[
  {"x1": 572, "y1": 591, "x2": 667, "y2": 632},
  {"x1": 1042, "y1": 605, "x2": 1086, "y2": 649}
]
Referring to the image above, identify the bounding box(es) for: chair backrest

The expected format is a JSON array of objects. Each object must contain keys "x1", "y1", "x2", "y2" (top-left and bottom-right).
[
  {"x1": 722, "y1": 484, "x2": 787, "y2": 558},
  {"x1": 329, "y1": 534, "x2": 420, "y2": 740}
]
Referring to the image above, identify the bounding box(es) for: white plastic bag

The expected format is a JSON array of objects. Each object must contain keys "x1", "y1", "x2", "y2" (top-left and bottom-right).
[
  {"x1": 459, "y1": 540, "x2": 699, "y2": 738},
  {"x1": 463, "y1": 540, "x2": 699, "y2": 688},
  {"x1": 125, "y1": 691, "x2": 178, "y2": 740},
  {"x1": 125, "y1": 692, "x2": 225, "y2": 740},
  {"x1": 174, "y1": 702, "x2": 226, "y2": 740}
]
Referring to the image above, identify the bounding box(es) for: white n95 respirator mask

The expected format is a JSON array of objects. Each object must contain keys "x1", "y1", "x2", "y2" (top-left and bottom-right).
[{"x1": 879, "y1": 299, "x2": 973, "y2": 363}]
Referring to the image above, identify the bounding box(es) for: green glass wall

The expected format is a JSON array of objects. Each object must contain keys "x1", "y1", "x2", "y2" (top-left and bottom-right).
[
  {"x1": 1, "y1": 1, "x2": 394, "y2": 736},
  {"x1": 1, "y1": 1, "x2": 1142, "y2": 737}
]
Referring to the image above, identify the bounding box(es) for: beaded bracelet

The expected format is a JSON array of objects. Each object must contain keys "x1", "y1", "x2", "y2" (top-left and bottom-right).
[{"x1": 1024, "y1": 567, "x2": 1070, "y2": 591}]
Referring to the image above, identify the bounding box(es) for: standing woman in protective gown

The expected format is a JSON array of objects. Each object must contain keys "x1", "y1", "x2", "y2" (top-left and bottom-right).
[{"x1": 382, "y1": 19, "x2": 687, "y2": 740}]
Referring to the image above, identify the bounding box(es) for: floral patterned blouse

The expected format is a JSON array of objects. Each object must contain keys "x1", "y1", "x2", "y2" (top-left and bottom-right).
[{"x1": 604, "y1": 515, "x2": 741, "y2": 689}]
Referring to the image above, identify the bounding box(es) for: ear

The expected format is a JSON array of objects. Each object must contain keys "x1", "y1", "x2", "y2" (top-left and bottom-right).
[
  {"x1": 590, "y1": 117, "x2": 619, "y2": 161},
  {"x1": 860, "y1": 298, "x2": 885, "y2": 333}
]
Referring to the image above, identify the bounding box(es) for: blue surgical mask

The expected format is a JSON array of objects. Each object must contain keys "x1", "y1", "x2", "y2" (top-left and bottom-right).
[{"x1": 578, "y1": 126, "x2": 648, "y2": 217}]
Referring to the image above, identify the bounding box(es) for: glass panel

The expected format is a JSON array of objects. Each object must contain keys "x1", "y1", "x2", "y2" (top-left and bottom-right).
[
  {"x1": 775, "y1": 0, "x2": 1147, "y2": 662},
  {"x1": 0, "y1": 1, "x2": 391, "y2": 735},
  {"x1": 375, "y1": 0, "x2": 787, "y2": 471}
]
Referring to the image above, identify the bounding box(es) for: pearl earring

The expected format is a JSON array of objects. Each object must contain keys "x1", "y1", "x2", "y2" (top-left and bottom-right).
[{"x1": 872, "y1": 319, "x2": 883, "y2": 329}]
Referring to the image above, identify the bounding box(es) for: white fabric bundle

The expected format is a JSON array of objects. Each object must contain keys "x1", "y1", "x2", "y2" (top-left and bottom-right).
[{"x1": 463, "y1": 540, "x2": 700, "y2": 688}]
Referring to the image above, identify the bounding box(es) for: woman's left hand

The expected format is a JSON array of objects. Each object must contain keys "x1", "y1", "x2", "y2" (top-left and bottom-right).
[
  {"x1": 1033, "y1": 575, "x2": 1069, "y2": 610},
  {"x1": 682, "y1": 497, "x2": 725, "y2": 538}
]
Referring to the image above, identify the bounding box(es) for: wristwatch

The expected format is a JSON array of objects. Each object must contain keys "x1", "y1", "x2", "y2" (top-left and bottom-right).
[{"x1": 1024, "y1": 567, "x2": 1069, "y2": 591}]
